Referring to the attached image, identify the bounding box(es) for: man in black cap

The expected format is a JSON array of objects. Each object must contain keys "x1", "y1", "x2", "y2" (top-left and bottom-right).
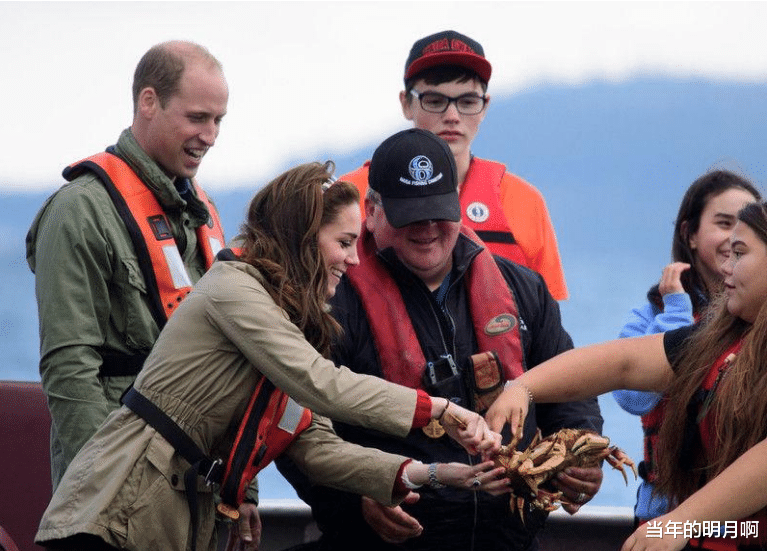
[
  {"x1": 339, "y1": 29, "x2": 570, "y2": 302},
  {"x1": 278, "y1": 128, "x2": 603, "y2": 551}
]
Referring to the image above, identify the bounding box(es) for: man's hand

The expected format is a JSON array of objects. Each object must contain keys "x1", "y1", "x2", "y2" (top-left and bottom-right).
[
  {"x1": 550, "y1": 465, "x2": 604, "y2": 514},
  {"x1": 225, "y1": 502, "x2": 261, "y2": 551},
  {"x1": 362, "y1": 494, "x2": 423, "y2": 544}
]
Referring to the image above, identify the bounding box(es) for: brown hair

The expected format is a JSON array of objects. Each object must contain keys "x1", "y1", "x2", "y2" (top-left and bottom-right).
[
  {"x1": 132, "y1": 41, "x2": 222, "y2": 113},
  {"x1": 655, "y1": 201, "x2": 767, "y2": 503},
  {"x1": 236, "y1": 161, "x2": 359, "y2": 357}
]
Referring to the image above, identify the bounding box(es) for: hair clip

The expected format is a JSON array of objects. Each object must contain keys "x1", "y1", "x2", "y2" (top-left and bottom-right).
[{"x1": 321, "y1": 175, "x2": 337, "y2": 192}]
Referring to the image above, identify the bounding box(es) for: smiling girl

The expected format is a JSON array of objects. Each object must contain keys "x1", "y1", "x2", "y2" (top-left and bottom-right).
[
  {"x1": 488, "y1": 201, "x2": 766, "y2": 551},
  {"x1": 612, "y1": 171, "x2": 761, "y2": 523}
]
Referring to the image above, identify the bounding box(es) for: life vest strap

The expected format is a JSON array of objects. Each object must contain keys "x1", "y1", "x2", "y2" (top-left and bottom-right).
[
  {"x1": 122, "y1": 387, "x2": 222, "y2": 551},
  {"x1": 98, "y1": 351, "x2": 148, "y2": 377}
]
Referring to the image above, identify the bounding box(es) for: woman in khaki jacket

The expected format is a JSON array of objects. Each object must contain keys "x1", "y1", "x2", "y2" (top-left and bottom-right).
[{"x1": 36, "y1": 162, "x2": 506, "y2": 551}]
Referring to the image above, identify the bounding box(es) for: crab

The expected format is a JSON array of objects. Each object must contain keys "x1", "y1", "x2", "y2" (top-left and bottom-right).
[{"x1": 493, "y1": 428, "x2": 637, "y2": 520}]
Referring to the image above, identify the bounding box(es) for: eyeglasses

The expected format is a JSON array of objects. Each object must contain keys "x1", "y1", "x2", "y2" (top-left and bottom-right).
[{"x1": 410, "y1": 89, "x2": 488, "y2": 115}]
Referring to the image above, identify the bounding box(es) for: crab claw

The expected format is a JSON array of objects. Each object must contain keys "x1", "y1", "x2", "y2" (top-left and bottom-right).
[
  {"x1": 571, "y1": 433, "x2": 610, "y2": 455},
  {"x1": 605, "y1": 447, "x2": 638, "y2": 484},
  {"x1": 511, "y1": 495, "x2": 527, "y2": 523}
]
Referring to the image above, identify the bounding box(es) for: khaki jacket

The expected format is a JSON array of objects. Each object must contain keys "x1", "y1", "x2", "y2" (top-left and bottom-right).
[{"x1": 36, "y1": 261, "x2": 418, "y2": 551}]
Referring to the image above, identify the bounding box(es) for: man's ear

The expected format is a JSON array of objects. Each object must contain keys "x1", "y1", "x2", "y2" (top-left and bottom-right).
[
  {"x1": 364, "y1": 197, "x2": 377, "y2": 231},
  {"x1": 400, "y1": 90, "x2": 414, "y2": 122},
  {"x1": 137, "y1": 87, "x2": 159, "y2": 119}
]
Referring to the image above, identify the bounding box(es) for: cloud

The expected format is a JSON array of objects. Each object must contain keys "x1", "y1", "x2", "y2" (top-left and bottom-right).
[{"x1": 0, "y1": 1, "x2": 765, "y2": 191}]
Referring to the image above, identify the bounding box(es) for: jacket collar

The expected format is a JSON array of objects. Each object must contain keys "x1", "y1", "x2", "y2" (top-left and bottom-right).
[
  {"x1": 374, "y1": 228, "x2": 485, "y2": 289},
  {"x1": 113, "y1": 128, "x2": 210, "y2": 227}
]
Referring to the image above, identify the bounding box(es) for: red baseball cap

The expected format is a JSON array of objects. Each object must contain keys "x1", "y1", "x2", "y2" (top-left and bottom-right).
[{"x1": 404, "y1": 30, "x2": 492, "y2": 84}]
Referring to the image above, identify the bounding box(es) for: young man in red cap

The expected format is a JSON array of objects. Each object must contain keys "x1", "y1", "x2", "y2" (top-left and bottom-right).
[{"x1": 341, "y1": 30, "x2": 569, "y2": 300}]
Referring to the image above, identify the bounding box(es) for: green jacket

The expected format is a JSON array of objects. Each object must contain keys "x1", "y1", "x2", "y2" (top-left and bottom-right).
[
  {"x1": 36, "y1": 261, "x2": 418, "y2": 551},
  {"x1": 26, "y1": 128, "x2": 219, "y2": 488}
]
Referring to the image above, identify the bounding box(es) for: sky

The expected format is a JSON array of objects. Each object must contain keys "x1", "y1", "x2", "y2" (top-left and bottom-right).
[{"x1": 0, "y1": 1, "x2": 765, "y2": 192}]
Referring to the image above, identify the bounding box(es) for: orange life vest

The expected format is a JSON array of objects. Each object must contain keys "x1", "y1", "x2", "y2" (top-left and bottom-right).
[
  {"x1": 63, "y1": 150, "x2": 225, "y2": 328},
  {"x1": 345, "y1": 225, "x2": 524, "y2": 394},
  {"x1": 458, "y1": 158, "x2": 530, "y2": 268},
  {"x1": 124, "y1": 379, "x2": 312, "y2": 544},
  {"x1": 210, "y1": 247, "x2": 316, "y2": 509}
]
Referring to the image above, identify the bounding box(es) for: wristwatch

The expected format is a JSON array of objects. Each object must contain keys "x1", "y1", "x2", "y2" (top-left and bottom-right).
[{"x1": 428, "y1": 462, "x2": 445, "y2": 489}]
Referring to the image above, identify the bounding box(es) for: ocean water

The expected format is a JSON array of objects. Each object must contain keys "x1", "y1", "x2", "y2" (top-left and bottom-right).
[{"x1": 1, "y1": 78, "x2": 765, "y2": 509}]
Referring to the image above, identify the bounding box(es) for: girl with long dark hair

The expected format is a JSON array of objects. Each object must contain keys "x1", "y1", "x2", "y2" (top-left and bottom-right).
[
  {"x1": 613, "y1": 171, "x2": 761, "y2": 523},
  {"x1": 489, "y1": 201, "x2": 767, "y2": 551}
]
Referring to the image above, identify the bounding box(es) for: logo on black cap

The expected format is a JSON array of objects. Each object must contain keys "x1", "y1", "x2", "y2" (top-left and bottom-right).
[{"x1": 402, "y1": 155, "x2": 443, "y2": 186}]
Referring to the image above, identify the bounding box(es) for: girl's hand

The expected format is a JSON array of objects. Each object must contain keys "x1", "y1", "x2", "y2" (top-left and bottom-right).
[
  {"x1": 485, "y1": 382, "x2": 532, "y2": 445},
  {"x1": 658, "y1": 262, "x2": 690, "y2": 296},
  {"x1": 621, "y1": 517, "x2": 689, "y2": 551},
  {"x1": 435, "y1": 399, "x2": 503, "y2": 455}
]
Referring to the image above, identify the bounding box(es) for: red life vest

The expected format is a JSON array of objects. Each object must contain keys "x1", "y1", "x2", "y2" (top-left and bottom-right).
[
  {"x1": 458, "y1": 158, "x2": 530, "y2": 268},
  {"x1": 218, "y1": 376, "x2": 314, "y2": 510},
  {"x1": 210, "y1": 248, "x2": 315, "y2": 510},
  {"x1": 697, "y1": 340, "x2": 744, "y2": 459},
  {"x1": 639, "y1": 399, "x2": 666, "y2": 483},
  {"x1": 63, "y1": 151, "x2": 225, "y2": 327},
  {"x1": 687, "y1": 339, "x2": 766, "y2": 551},
  {"x1": 345, "y1": 225, "x2": 524, "y2": 393},
  {"x1": 640, "y1": 312, "x2": 703, "y2": 484}
]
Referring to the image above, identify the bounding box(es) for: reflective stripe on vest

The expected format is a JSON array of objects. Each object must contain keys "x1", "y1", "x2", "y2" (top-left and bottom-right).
[
  {"x1": 459, "y1": 158, "x2": 530, "y2": 267},
  {"x1": 220, "y1": 375, "x2": 313, "y2": 508},
  {"x1": 63, "y1": 151, "x2": 225, "y2": 327},
  {"x1": 346, "y1": 225, "x2": 524, "y2": 391}
]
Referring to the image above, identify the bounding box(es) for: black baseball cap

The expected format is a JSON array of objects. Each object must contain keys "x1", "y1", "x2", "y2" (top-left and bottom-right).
[
  {"x1": 368, "y1": 128, "x2": 460, "y2": 228},
  {"x1": 404, "y1": 30, "x2": 492, "y2": 84}
]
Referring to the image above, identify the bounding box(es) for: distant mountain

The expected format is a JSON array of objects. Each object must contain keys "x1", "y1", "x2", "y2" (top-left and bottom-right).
[
  {"x1": 4, "y1": 77, "x2": 766, "y2": 351},
  {"x1": 1, "y1": 78, "x2": 765, "y2": 507}
]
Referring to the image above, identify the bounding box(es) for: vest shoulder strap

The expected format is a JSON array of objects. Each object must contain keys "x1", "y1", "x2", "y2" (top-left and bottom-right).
[{"x1": 63, "y1": 150, "x2": 224, "y2": 327}]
